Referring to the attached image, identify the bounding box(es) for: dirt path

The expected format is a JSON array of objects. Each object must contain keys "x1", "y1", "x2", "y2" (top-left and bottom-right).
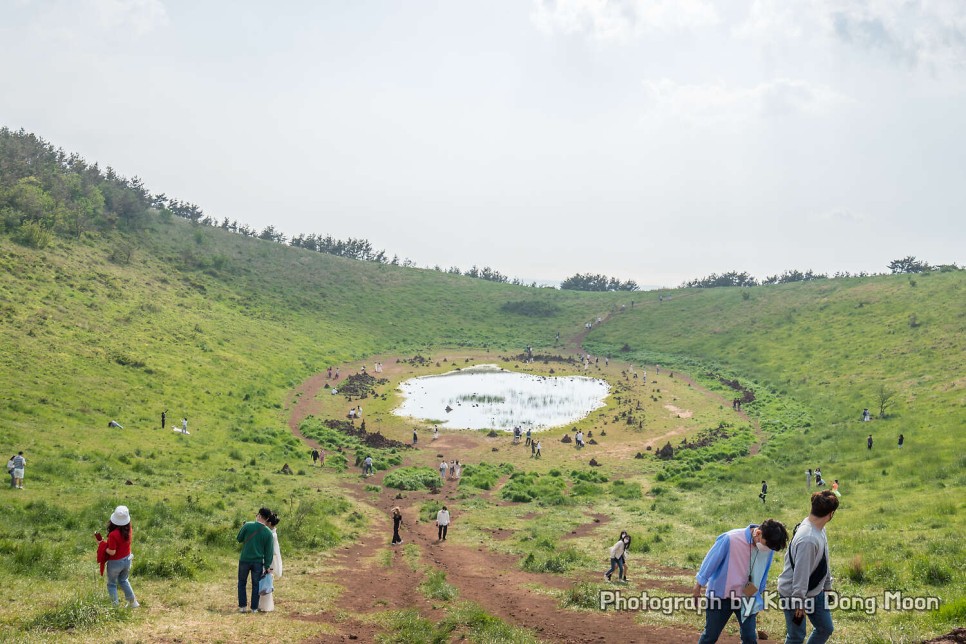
[{"x1": 286, "y1": 352, "x2": 745, "y2": 643}]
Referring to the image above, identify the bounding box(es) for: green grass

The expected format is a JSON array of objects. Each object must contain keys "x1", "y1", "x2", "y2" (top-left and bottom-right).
[{"x1": 0, "y1": 203, "x2": 962, "y2": 641}]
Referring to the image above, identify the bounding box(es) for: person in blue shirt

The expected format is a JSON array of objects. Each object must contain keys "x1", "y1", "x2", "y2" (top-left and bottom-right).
[{"x1": 693, "y1": 519, "x2": 789, "y2": 643}]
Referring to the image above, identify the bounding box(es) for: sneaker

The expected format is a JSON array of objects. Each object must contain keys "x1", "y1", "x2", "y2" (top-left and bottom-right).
[
  {"x1": 238, "y1": 607, "x2": 250, "y2": 613},
  {"x1": 128, "y1": 600, "x2": 140, "y2": 608},
  {"x1": 605, "y1": 573, "x2": 611, "y2": 581}
]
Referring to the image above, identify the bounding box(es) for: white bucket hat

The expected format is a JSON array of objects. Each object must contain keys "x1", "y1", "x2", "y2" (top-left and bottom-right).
[{"x1": 110, "y1": 505, "x2": 131, "y2": 526}]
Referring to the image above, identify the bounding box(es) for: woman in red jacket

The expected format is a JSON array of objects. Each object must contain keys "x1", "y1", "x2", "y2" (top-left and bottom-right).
[{"x1": 95, "y1": 505, "x2": 139, "y2": 607}]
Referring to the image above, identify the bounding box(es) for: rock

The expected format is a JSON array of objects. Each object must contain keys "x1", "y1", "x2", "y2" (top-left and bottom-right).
[
  {"x1": 491, "y1": 447, "x2": 499, "y2": 452},
  {"x1": 487, "y1": 430, "x2": 498, "y2": 437},
  {"x1": 125, "y1": 480, "x2": 134, "y2": 485},
  {"x1": 757, "y1": 631, "x2": 768, "y2": 640},
  {"x1": 645, "y1": 445, "x2": 652, "y2": 451},
  {"x1": 589, "y1": 458, "x2": 601, "y2": 467},
  {"x1": 588, "y1": 439, "x2": 598, "y2": 445},
  {"x1": 656, "y1": 442, "x2": 674, "y2": 460},
  {"x1": 634, "y1": 452, "x2": 644, "y2": 459},
  {"x1": 561, "y1": 434, "x2": 572, "y2": 443}
]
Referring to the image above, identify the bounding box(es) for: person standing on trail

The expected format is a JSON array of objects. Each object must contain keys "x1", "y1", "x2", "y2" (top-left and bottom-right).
[
  {"x1": 363, "y1": 455, "x2": 374, "y2": 477},
  {"x1": 605, "y1": 533, "x2": 630, "y2": 582},
  {"x1": 319, "y1": 449, "x2": 325, "y2": 466},
  {"x1": 436, "y1": 506, "x2": 451, "y2": 541},
  {"x1": 693, "y1": 518, "x2": 789, "y2": 644},
  {"x1": 391, "y1": 507, "x2": 404, "y2": 545},
  {"x1": 236, "y1": 508, "x2": 275, "y2": 613},
  {"x1": 759, "y1": 481, "x2": 768, "y2": 504},
  {"x1": 439, "y1": 459, "x2": 448, "y2": 480},
  {"x1": 777, "y1": 491, "x2": 838, "y2": 644}
]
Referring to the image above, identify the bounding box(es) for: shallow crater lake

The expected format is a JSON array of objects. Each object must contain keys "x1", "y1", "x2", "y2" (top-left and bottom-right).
[{"x1": 393, "y1": 365, "x2": 610, "y2": 431}]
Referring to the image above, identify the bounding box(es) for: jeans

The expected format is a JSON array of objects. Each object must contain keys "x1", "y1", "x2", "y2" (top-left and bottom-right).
[
  {"x1": 606, "y1": 557, "x2": 624, "y2": 579},
  {"x1": 698, "y1": 603, "x2": 758, "y2": 643},
  {"x1": 782, "y1": 592, "x2": 834, "y2": 644},
  {"x1": 437, "y1": 524, "x2": 448, "y2": 540},
  {"x1": 238, "y1": 561, "x2": 264, "y2": 610},
  {"x1": 106, "y1": 557, "x2": 135, "y2": 605}
]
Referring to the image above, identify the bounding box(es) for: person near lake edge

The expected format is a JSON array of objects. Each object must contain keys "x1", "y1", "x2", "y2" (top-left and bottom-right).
[
  {"x1": 777, "y1": 490, "x2": 839, "y2": 644},
  {"x1": 693, "y1": 518, "x2": 789, "y2": 644},
  {"x1": 236, "y1": 508, "x2": 275, "y2": 613},
  {"x1": 391, "y1": 506, "x2": 404, "y2": 545},
  {"x1": 436, "y1": 506, "x2": 451, "y2": 541},
  {"x1": 257, "y1": 513, "x2": 283, "y2": 612},
  {"x1": 413, "y1": 429, "x2": 418, "y2": 446},
  {"x1": 95, "y1": 505, "x2": 139, "y2": 607}
]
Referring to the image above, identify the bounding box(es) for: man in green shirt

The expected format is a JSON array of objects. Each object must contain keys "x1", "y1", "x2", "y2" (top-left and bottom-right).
[{"x1": 237, "y1": 507, "x2": 275, "y2": 612}]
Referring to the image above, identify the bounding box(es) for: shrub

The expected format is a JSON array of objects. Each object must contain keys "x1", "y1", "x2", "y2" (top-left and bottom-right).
[
  {"x1": 27, "y1": 592, "x2": 132, "y2": 632},
  {"x1": 14, "y1": 220, "x2": 52, "y2": 248},
  {"x1": 383, "y1": 467, "x2": 440, "y2": 491},
  {"x1": 611, "y1": 480, "x2": 642, "y2": 500},
  {"x1": 521, "y1": 546, "x2": 582, "y2": 574},
  {"x1": 420, "y1": 569, "x2": 458, "y2": 601},
  {"x1": 563, "y1": 582, "x2": 602, "y2": 609}
]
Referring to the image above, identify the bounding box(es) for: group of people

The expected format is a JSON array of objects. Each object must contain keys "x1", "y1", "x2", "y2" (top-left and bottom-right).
[
  {"x1": 387, "y1": 505, "x2": 452, "y2": 545},
  {"x1": 694, "y1": 491, "x2": 840, "y2": 644},
  {"x1": 6, "y1": 451, "x2": 25, "y2": 489},
  {"x1": 439, "y1": 459, "x2": 461, "y2": 480},
  {"x1": 310, "y1": 448, "x2": 326, "y2": 467},
  {"x1": 347, "y1": 405, "x2": 362, "y2": 419},
  {"x1": 236, "y1": 507, "x2": 283, "y2": 613},
  {"x1": 159, "y1": 410, "x2": 189, "y2": 434},
  {"x1": 574, "y1": 430, "x2": 586, "y2": 448}
]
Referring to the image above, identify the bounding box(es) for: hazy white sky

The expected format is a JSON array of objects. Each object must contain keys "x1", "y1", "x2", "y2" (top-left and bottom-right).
[{"x1": 2, "y1": 0, "x2": 964, "y2": 286}]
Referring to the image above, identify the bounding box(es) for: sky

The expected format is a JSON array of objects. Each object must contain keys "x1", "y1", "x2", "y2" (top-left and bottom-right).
[{"x1": 1, "y1": 0, "x2": 965, "y2": 287}]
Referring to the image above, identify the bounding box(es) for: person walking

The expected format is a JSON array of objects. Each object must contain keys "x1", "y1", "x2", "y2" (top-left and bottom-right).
[
  {"x1": 898, "y1": 434, "x2": 904, "y2": 449},
  {"x1": 95, "y1": 505, "x2": 139, "y2": 607},
  {"x1": 693, "y1": 518, "x2": 789, "y2": 643},
  {"x1": 391, "y1": 507, "x2": 404, "y2": 545},
  {"x1": 236, "y1": 508, "x2": 275, "y2": 613},
  {"x1": 436, "y1": 506, "x2": 451, "y2": 541},
  {"x1": 535, "y1": 441, "x2": 542, "y2": 459},
  {"x1": 439, "y1": 459, "x2": 449, "y2": 480},
  {"x1": 12, "y1": 451, "x2": 25, "y2": 489},
  {"x1": 161, "y1": 409, "x2": 167, "y2": 429},
  {"x1": 777, "y1": 491, "x2": 839, "y2": 644},
  {"x1": 759, "y1": 481, "x2": 768, "y2": 504},
  {"x1": 530, "y1": 439, "x2": 536, "y2": 458},
  {"x1": 258, "y1": 513, "x2": 283, "y2": 612},
  {"x1": 6, "y1": 455, "x2": 15, "y2": 489},
  {"x1": 806, "y1": 469, "x2": 813, "y2": 490},
  {"x1": 605, "y1": 533, "x2": 630, "y2": 582},
  {"x1": 363, "y1": 455, "x2": 374, "y2": 477},
  {"x1": 867, "y1": 434, "x2": 873, "y2": 450},
  {"x1": 311, "y1": 449, "x2": 320, "y2": 467}
]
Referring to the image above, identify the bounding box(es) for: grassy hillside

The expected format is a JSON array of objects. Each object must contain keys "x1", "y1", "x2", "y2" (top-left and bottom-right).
[
  {"x1": 1, "y1": 208, "x2": 963, "y2": 641},
  {"x1": 0, "y1": 216, "x2": 628, "y2": 639},
  {"x1": 585, "y1": 274, "x2": 966, "y2": 636}
]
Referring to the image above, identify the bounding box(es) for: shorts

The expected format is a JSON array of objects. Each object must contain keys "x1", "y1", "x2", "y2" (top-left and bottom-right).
[{"x1": 13, "y1": 469, "x2": 24, "y2": 478}]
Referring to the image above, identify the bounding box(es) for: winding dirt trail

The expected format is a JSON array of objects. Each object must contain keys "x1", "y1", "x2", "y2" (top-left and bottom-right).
[{"x1": 285, "y1": 349, "x2": 744, "y2": 642}]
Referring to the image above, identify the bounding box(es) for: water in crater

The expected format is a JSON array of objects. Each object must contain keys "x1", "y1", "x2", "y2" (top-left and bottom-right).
[{"x1": 393, "y1": 364, "x2": 609, "y2": 431}]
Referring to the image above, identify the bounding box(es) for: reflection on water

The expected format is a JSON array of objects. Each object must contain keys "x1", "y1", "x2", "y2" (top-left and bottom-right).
[{"x1": 393, "y1": 365, "x2": 609, "y2": 431}]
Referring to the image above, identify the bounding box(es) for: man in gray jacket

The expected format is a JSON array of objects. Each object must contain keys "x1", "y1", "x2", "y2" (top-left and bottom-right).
[{"x1": 777, "y1": 490, "x2": 838, "y2": 644}]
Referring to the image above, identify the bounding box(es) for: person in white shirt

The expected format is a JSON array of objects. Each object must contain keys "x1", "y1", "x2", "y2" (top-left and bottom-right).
[
  {"x1": 436, "y1": 506, "x2": 451, "y2": 541},
  {"x1": 439, "y1": 460, "x2": 448, "y2": 480},
  {"x1": 258, "y1": 514, "x2": 283, "y2": 612}
]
